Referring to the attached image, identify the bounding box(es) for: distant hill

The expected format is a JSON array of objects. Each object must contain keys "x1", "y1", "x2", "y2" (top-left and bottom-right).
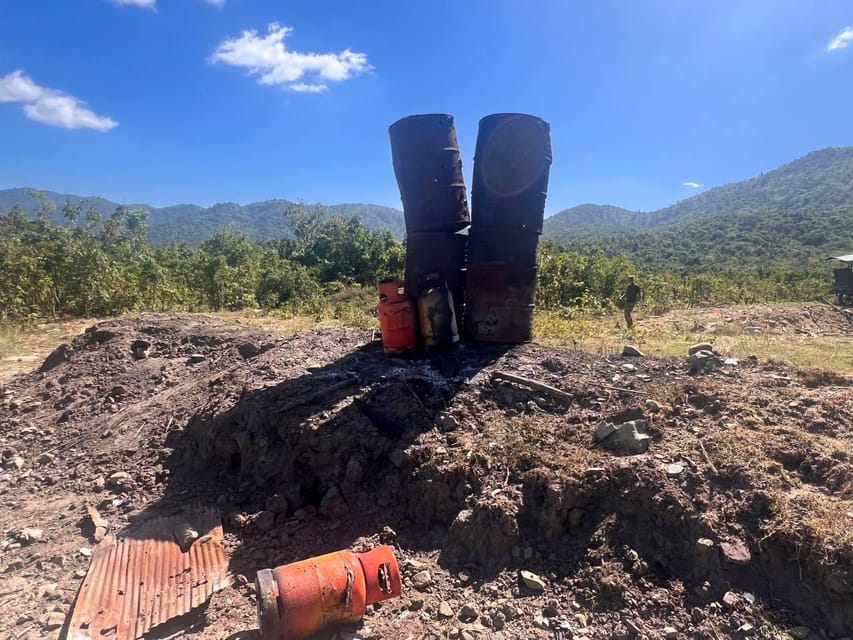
[
  {"x1": 543, "y1": 147, "x2": 853, "y2": 270},
  {"x1": 0, "y1": 188, "x2": 406, "y2": 244}
]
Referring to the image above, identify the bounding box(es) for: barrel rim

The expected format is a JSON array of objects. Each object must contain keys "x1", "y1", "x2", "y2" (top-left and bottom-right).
[
  {"x1": 478, "y1": 112, "x2": 550, "y2": 127},
  {"x1": 389, "y1": 113, "x2": 455, "y2": 132}
]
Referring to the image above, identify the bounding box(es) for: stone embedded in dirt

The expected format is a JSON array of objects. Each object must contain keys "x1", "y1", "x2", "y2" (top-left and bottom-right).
[
  {"x1": 724, "y1": 357, "x2": 739, "y2": 366},
  {"x1": 3, "y1": 456, "x2": 25, "y2": 470},
  {"x1": 645, "y1": 399, "x2": 662, "y2": 413},
  {"x1": 621, "y1": 363, "x2": 637, "y2": 372},
  {"x1": 346, "y1": 458, "x2": 364, "y2": 483},
  {"x1": 36, "y1": 453, "x2": 55, "y2": 465},
  {"x1": 411, "y1": 570, "x2": 433, "y2": 590},
  {"x1": 690, "y1": 607, "x2": 704, "y2": 623},
  {"x1": 789, "y1": 627, "x2": 812, "y2": 640},
  {"x1": 107, "y1": 471, "x2": 132, "y2": 487},
  {"x1": 43, "y1": 610, "x2": 65, "y2": 631},
  {"x1": 738, "y1": 622, "x2": 755, "y2": 634},
  {"x1": 19, "y1": 527, "x2": 43, "y2": 543},
  {"x1": 689, "y1": 350, "x2": 720, "y2": 375},
  {"x1": 622, "y1": 345, "x2": 645, "y2": 357},
  {"x1": 596, "y1": 420, "x2": 617, "y2": 441},
  {"x1": 596, "y1": 420, "x2": 651, "y2": 455},
  {"x1": 460, "y1": 603, "x2": 478, "y2": 621},
  {"x1": 438, "y1": 601, "x2": 454, "y2": 619},
  {"x1": 722, "y1": 591, "x2": 740, "y2": 609},
  {"x1": 439, "y1": 414, "x2": 460, "y2": 431},
  {"x1": 688, "y1": 342, "x2": 715, "y2": 356},
  {"x1": 665, "y1": 462, "x2": 685, "y2": 477},
  {"x1": 720, "y1": 538, "x2": 752, "y2": 566},
  {"x1": 520, "y1": 569, "x2": 546, "y2": 591},
  {"x1": 187, "y1": 353, "x2": 206, "y2": 364},
  {"x1": 491, "y1": 611, "x2": 506, "y2": 630},
  {"x1": 130, "y1": 339, "x2": 151, "y2": 359},
  {"x1": 237, "y1": 342, "x2": 261, "y2": 359},
  {"x1": 663, "y1": 627, "x2": 678, "y2": 639},
  {"x1": 38, "y1": 583, "x2": 59, "y2": 599},
  {"x1": 79, "y1": 547, "x2": 92, "y2": 557}
]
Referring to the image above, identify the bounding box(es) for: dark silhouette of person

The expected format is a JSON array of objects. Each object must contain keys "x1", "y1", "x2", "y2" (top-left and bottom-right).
[{"x1": 621, "y1": 276, "x2": 643, "y2": 329}]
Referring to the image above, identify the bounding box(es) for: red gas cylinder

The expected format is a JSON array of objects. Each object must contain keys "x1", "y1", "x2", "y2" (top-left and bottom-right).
[
  {"x1": 377, "y1": 279, "x2": 417, "y2": 354},
  {"x1": 255, "y1": 546, "x2": 402, "y2": 640}
]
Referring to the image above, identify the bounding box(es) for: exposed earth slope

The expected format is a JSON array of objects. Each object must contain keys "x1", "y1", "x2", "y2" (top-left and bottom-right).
[{"x1": 1, "y1": 312, "x2": 852, "y2": 639}]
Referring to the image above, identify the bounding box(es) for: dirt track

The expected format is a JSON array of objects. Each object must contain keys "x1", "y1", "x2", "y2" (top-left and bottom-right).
[{"x1": 1, "y1": 312, "x2": 852, "y2": 640}]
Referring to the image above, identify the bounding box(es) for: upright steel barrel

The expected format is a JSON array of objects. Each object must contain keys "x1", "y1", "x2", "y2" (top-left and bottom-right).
[
  {"x1": 389, "y1": 114, "x2": 471, "y2": 233},
  {"x1": 465, "y1": 264, "x2": 537, "y2": 343},
  {"x1": 470, "y1": 114, "x2": 551, "y2": 233},
  {"x1": 466, "y1": 113, "x2": 550, "y2": 343},
  {"x1": 405, "y1": 230, "x2": 467, "y2": 327}
]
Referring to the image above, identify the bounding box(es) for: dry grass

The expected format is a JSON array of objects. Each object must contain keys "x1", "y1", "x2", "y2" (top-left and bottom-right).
[
  {"x1": 535, "y1": 305, "x2": 853, "y2": 372},
  {"x1": 0, "y1": 318, "x2": 97, "y2": 383}
]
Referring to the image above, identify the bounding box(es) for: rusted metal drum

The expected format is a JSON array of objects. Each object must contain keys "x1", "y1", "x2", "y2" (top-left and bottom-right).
[
  {"x1": 389, "y1": 114, "x2": 471, "y2": 233},
  {"x1": 471, "y1": 113, "x2": 552, "y2": 233},
  {"x1": 466, "y1": 303, "x2": 535, "y2": 343},
  {"x1": 405, "y1": 231, "x2": 467, "y2": 324},
  {"x1": 467, "y1": 227, "x2": 539, "y2": 267},
  {"x1": 465, "y1": 264, "x2": 537, "y2": 343}
]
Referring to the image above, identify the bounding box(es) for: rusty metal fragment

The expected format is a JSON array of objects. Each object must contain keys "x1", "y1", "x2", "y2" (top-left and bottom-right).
[{"x1": 65, "y1": 505, "x2": 229, "y2": 640}]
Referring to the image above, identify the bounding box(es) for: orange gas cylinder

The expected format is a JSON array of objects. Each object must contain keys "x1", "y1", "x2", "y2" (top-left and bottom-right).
[
  {"x1": 255, "y1": 546, "x2": 402, "y2": 640},
  {"x1": 377, "y1": 279, "x2": 417, "y2": 354}
]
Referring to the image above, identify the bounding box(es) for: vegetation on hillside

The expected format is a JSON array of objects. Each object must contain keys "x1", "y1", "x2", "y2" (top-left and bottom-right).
[
  {"x1": 543, "y1": 147, "x2": 853, "y2": 271},
  {"x1": 1, "y1": 197, "x2": 835, "y2": 325},
  {"x1": 0, "y1": 188, "x2": 406, "y2": 245}
]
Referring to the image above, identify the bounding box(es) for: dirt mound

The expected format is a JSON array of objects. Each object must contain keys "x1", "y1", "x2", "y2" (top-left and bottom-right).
[{"x1": 1, "y1": 314, "x2": 852, "y2": 639}]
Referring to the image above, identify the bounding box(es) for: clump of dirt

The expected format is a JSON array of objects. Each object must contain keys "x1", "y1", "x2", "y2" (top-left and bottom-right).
[{"x1": 1, "y1": 313, "x2": 852, "y2": 640}]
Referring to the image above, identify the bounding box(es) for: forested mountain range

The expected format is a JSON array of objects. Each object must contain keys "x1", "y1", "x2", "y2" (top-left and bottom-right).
[
  {"x1": 542, "y1": 147, "x2": 853, "y2": 270},
  {"x1": 3, "y1": 146, "x2": 852, "y2": 268},
  {"x1": 0, "y1": 188, "x2": 406, "y2": 244}
]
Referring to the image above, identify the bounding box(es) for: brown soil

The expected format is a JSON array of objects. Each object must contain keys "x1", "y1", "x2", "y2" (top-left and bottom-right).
[{"x1": 1, "y1": 313, "x2": 852, "y2": 640}]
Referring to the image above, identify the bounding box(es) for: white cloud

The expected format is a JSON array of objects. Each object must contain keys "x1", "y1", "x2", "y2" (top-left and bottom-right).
[
  {"x1": 291, "y1": 82, "x2": 328, "y2": 93},
  {"x1": 202, "y1": 0, "x2": 226, "y2": 6},
  {"x1": 827, "y1": 26, "x2": 853, "y2": 51},
  {"x1": 682, "y1": 181, "x2": 702, "y2": 188},
  {"x1": 110, "y1": 0, "x2": 157, "y2": 9},
  {"x1": 0, "y1": 70, "x2": 117, "y2": 131},
  {"x1": 210, "y1": 23, "x2": 371, "y2": 92}
]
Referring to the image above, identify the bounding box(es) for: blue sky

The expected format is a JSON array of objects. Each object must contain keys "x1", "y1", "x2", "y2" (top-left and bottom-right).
[{"x1": 1, "y1": 0, "x2": 852, "y2": 214}]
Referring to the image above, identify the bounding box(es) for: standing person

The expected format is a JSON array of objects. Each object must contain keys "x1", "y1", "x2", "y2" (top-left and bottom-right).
[{"x1": 621, "y1": 275, "x2": 643, "y2": 329}]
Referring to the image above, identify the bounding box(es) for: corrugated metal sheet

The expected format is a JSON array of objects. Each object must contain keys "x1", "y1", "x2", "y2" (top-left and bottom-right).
[{"x1": 65, "y1": 506, "x2": 229, "y2": 640}]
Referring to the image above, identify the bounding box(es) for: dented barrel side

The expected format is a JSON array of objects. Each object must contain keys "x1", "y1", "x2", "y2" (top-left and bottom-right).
[
  {"x1": 470, "y1": 113, "x2": 552, "y2": 233},
  {"x1": 389, "y1": 114, "x2": 471, "y2": 233}
]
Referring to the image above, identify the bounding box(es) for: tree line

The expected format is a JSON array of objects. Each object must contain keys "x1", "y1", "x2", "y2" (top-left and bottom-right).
[{"x1": 0, "y1": 199, "x2": 830, "y2": 323}]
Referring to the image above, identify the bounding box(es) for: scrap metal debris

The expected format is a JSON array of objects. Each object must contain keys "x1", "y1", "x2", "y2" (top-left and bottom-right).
[{"x1": 65, "y1": 505, "x2": 228, "y2": 640}]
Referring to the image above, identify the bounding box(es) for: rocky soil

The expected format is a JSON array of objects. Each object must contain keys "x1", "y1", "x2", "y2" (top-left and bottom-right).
[{"x1": 1, "y1": 312, "x2": 852, "y2": 640}]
